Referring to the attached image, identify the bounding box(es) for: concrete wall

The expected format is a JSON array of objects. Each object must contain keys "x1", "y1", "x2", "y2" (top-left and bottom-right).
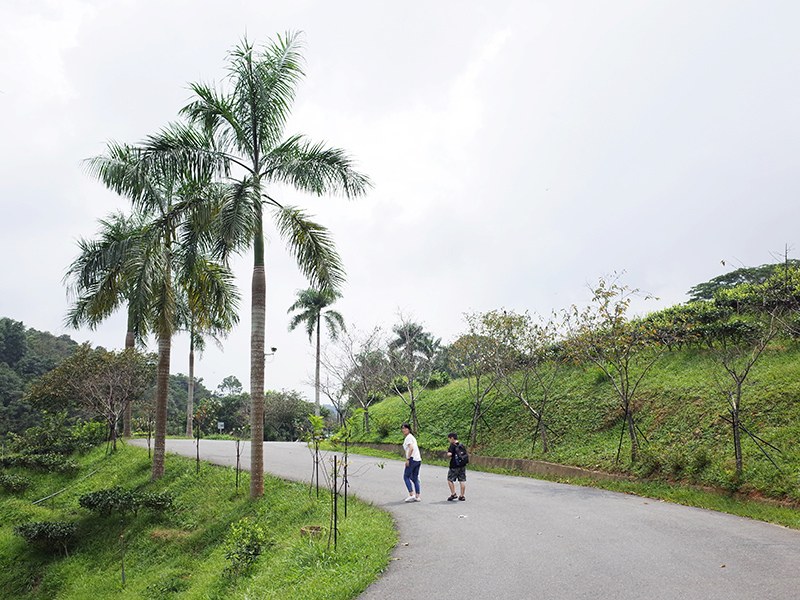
[{"x1": 351, "y1": 442, "x2": 631, "y2": 482}]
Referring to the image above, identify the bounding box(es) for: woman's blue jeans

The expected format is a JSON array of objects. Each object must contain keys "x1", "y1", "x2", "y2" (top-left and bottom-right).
[{"x1": 404, "y1": 459, "x2": 421, "y2": 494}]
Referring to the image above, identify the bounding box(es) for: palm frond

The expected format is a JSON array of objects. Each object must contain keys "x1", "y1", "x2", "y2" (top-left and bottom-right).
[
  {"x1": 272, "y1": 205, "x2": 346, "y2": 292},
  {"x1": 229, "y1": 32, "x2": 306, "y2": 154},
  {"x1": 264, "y1": 135, "x2": 372, "y2": 198},
  {"x1": 216, "y1": 178, "x2": 260, "y2": 259}
]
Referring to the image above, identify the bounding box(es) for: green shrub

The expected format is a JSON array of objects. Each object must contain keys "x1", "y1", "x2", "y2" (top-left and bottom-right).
[
  {"x1": 140, "y1": 490, "x2": 175, "y2": 514},
  {"x1": 72, "y1": 421, "x2": 108, "y2": 451},
  {"x1": 223, "y1": 518, "x2": 270, "y2": 577},
  {"x1": 686, "y1": 447, "x2": 712, "y2": 480},
  {"x1": 6, "y1": 413, "x2": 105, "y2": 456},
  {"x1": 632, "y1": 450, "x2": 662, "y2": 478},
  {"x1": 374, "y1": 417, "x2": 391, "y2": 439},
  {"x1": 0, "y1": 471, "x2": 32, "y2": 493},
  {"x1": 0, "y1": 453, "x2": 80, "y2": 473},
  {"x1": 664, "y1": 449, "x2": 688, "y2": 478},
  {"x1": 79, "y1": 487, "x2": 139, "y2": 516},
  {"x1": 426, "y1": 370, "x2": 451, "y2": 389},
  {"x1": 390, "y1": 376, "x2": 408, "y2": 393},
  {"x1": 79, "y1": 486, "x2": 175, "y2": 517},
  {"x1": 14, "y1": 521, "x2": 78, "y2": 555}
]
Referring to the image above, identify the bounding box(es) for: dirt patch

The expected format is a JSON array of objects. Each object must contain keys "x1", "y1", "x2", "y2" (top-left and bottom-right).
[{"x1": 150, "y1": 529, "x2": 192, "y2": 542}]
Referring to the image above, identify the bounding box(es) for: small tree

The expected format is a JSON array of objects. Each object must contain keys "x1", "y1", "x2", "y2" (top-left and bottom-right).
[
  {"x1": 451, "y1": 313, "x2": 504, "y2": 447},
  {"x1": 263, "y1": 390, "x2": 317, "y2": 441},
  {"x1": 471, "y1": 310, "x2": 565, "y2": 453},
  {"x1": 565, "y1": 276, "x2": 671, "y2": 462},
  {"x1": 709, "y1": 273, "x2": 793, "y2": 478},
  {"x1": 27, "y1": 344, "x2": 156, "y2": 450},
  {"x1": 193, "y1": 397, "x2": 221, "y2": 472},
  {"x1": 320, "y1": 326, "x2": 389, "y2": 434}
]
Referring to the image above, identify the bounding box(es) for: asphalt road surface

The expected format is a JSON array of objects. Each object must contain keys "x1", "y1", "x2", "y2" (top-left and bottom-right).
[{"x1": 130, "y1": 439, "x2": 800, "y2": 599}]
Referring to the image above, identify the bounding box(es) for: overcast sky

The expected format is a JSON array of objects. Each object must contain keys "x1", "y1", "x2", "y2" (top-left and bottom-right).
[{"x1": 2, "y1": 1, "x2": 798, "y2": 399}]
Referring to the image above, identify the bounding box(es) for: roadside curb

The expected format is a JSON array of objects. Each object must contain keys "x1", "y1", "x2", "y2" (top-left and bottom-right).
[{"x1": 347, "y1": 442, "x2": 631, "y2": 482}]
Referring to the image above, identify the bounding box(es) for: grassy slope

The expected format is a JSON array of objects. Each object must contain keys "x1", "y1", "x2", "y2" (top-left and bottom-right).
[
  {"x1": 0, "y1": 444, "x2": 396, "y2": 600},
  {"x1": 352, "y1": 343, "x2": 800, "y2": 504}
]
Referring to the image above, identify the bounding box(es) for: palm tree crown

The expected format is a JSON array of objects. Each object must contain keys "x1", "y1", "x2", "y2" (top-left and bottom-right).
[
  {"x1": 80, "y1": 140, "x2": 227, "y2": 480},
  {"x1": 288, "y1": 288, "x2": 345, "y2": 417}
]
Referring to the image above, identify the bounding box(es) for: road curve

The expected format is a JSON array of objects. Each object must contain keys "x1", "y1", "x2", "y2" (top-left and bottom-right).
[{"x1": 130, "y1": 439, "x2": 800, "y2": 600}]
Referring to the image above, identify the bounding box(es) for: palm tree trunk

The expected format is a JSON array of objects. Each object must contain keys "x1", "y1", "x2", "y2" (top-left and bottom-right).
[
  {"x1": 151, "y1": 333, "x2": 171, "y2": 480},
  {"x1": 186, "y1": 340, "x2": 195, "y2": 438},
  {"x1": 315, "y1": 314, "x2": 321, "y2": 418},
  {"x1": 250, "y1": 221, "x2": 267, "y2": 498},
  {"x1": 122, "y1": 313, "x2": 135, "y2": 438}
]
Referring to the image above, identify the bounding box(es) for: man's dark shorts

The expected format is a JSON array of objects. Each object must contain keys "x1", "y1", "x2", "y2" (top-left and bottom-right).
[{"x1": 447, "y1": 466, "x2": 467, "y2": 482}]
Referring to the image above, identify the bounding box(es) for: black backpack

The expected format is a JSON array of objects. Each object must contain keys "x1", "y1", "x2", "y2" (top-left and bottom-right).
[{"x1": 453, "y1": 442, "x2": 469, "y2": 466}]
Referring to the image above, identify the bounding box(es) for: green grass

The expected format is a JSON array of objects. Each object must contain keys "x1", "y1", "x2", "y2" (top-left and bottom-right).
[
  {"x1": 347, "y1": 342, "x2": 800, "y2": 525},
  {"x1": 0, "y1": 444, "x2": 396, "y2": 600}
]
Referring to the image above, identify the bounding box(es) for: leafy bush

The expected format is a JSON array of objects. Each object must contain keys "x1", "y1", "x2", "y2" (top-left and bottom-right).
[
  {"x1": 0, "y1": 453, "x2": 80, "y2": 473},
  {"x1": 72, "y1": 421, "x2": 108, "y2": 451},
  {"x1": 0, "y1": 471, "x2": 32, "y2": 493},
  {"x1": 79, "y1": 486, "x2": 175, "y2": 517},
  {"x1": 79, "y1": 486, "x2": 139, "y2": 515},
  {"x1": 426, "y1": 370, "x2": 451, "y2": 389},
  {"x1": 6, "y1": 412, "x2": 105, "y2": 456},
  {"x1": 14, "y1": 521, "x2": 78, "y2": 555},
  {"x1": 223, "y1": 518, "x2": 270, "y2": 577},
  {"x1": 664, "y1": 449, "x2": 688, "y2": 478},
  {"x1": 686, "y1": 448, "x2": 712, "y2": 480},
  {"x1": 631, "y1": 449, "x2": 662, "y2": 478},
  {"x1": 140, "y1": 491, "x2": 175, "y2": 514}
]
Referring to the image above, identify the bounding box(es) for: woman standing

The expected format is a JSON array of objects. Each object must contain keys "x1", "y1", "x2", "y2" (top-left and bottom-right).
[{"x1": 401, "y1": 423, "x2": 421, "y2": 502}]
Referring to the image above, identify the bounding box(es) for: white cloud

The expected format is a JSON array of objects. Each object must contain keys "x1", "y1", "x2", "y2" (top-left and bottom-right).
[{"x1": 3, "y1": 0, "x2": 800, "y2": 399}]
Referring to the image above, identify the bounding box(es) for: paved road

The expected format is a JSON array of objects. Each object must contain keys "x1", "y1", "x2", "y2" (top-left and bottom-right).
[{"x1": 131, "y1": 439, "x2": 800, "y2": 599}]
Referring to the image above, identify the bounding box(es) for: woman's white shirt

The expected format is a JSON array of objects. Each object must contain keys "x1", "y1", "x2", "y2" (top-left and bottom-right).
[{"x1": 403, "y1": 433, "x2": 421, "y2": 461}]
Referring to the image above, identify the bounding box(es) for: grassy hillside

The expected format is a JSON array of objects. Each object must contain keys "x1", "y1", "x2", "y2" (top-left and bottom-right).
[
  {"x1": 350, "y1": 343, "x2": 800, "y2": 503},
  {"x1": 0, "y1": 444, "x2": 395, "y2": 600}
]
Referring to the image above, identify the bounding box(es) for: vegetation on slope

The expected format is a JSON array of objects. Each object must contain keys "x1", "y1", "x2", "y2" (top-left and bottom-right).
[
  {"x1": 349, "y1": 343, "x2": 800, "y2": 504},
  {"x1": 0, "y1": 444, "x2": 395, "y2": 600}
]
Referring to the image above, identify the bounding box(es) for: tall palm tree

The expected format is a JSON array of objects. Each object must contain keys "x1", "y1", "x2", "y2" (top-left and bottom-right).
[
  {"x1": 288, "y1": 288, "x2": 345, "y2": 417},
  {"x1": 142, "y1": 32, "x2": 371, "y2": 497},
  {"x1": 83, "y1": 140, "x2": 223, "y2": 480},
  {"x1": 64, "y1": 211, "x2": 151, "y2": 436}
]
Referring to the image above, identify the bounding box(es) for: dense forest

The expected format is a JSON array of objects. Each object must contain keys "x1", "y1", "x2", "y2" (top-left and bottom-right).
[
  {"x1": 0, "y1": 317, "x2": 324, "y2": 443},
  {"x1": 0, "y1": 318, "x2": 78, "y2": 437}
]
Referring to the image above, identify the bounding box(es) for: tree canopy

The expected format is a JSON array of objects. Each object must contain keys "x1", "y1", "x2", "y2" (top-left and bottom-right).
[{"x1": 686, "y1": 260, "x2": 800, "y2": 302}]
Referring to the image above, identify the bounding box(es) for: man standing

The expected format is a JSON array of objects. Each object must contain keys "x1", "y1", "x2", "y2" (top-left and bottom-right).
[{"x1": 446, "y1": 432, "x2": 467, "y2": 501}]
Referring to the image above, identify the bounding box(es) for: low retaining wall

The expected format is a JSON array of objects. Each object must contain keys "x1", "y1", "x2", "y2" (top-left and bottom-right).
[{"x1": 350, "y1": 442, "x2": 630, "y2": 482}]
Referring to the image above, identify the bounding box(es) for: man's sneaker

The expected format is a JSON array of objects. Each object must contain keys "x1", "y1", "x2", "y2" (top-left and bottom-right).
[
  {"x1": 447, "y1": 494, "x2": 458, "y2": 501},
  {"x1": 458, "y1": 496, "x2": 466, "y2": 501},
  {"x1": 404, "y1": 495, "x2": 416, "y2": 502},
  {"x1": 413, "y1": 496, "x2": 421, "y2": 502}
]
